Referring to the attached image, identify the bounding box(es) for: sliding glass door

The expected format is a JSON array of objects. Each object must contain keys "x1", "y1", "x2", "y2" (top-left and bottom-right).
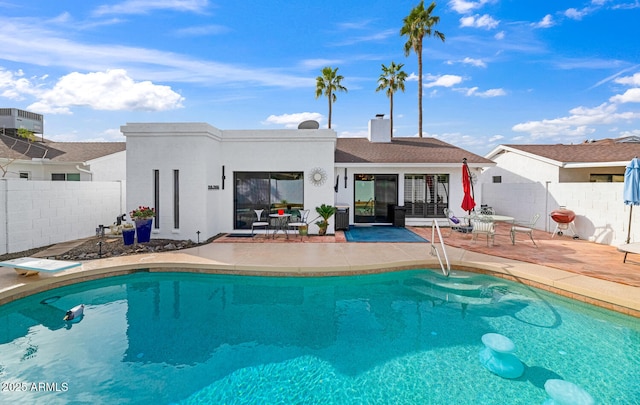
[
  {"x1": 234, "y1": 172, "x2": 304, "y2": 229},
  {"x1": 354, "y1": 174, "x2": 397, "y2": 223}
]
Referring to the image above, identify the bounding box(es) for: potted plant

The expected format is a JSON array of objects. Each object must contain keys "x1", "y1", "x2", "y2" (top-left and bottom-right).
[
  {"x1": 121, "y1": 222, "x2": 135, "y2": 246},
  {"x1": 130, "y1": 206, "x2": 155, "y2": 243},
  {"x1": 315, "y1": 204, "x2": 336, "y2": 236}
]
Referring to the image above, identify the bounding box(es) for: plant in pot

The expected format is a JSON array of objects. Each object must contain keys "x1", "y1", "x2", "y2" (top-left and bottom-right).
[{"x1": 315, "y1": 204, "x2": 336, "y2": 236}]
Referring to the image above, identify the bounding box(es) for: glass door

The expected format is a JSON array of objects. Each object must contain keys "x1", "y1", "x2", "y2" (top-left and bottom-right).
[{"x1": 354, "y1": 174, "x2": 397, "y2": 223}]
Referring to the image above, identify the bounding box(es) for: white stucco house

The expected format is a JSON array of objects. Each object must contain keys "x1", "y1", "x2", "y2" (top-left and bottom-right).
[{"x1": 121, "y1": 118, "x2": 494, "y2": 242}]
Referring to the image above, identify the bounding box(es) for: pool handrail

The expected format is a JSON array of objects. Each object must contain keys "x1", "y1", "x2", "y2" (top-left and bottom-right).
[{"x1": 430, "y1": 219, "x2": 450, "y2": 276}]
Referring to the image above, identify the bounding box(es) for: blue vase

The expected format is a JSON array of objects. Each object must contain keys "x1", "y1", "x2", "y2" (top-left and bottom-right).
[
  {"x1": 122, "y1": 228, "x2": 135, "y2": 245},
  {"x1": 135, "y1": 219, "x2": 153, "y2": 243}
]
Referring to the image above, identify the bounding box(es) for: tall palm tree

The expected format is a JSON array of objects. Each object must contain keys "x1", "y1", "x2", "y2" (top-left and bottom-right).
[
  {"x1": 400, "y1": 1, "x2": 445, "y2": 137},
  {"x1": 315, "y1": 66, "x2": 347, "y2": 129},
  {"x1": 376, "y1": 61, "x2": 408, "y2": 138}
]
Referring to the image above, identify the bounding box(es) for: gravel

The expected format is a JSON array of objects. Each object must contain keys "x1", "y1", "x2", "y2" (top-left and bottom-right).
[{"x1": 0, "y1": 235, "x2": 218, "y2": 262}]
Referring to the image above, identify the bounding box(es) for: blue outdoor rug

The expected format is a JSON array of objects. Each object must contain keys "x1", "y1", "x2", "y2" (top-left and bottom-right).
[{"x1": 344, "y1": 226, "x2": 428, "y2": 243}]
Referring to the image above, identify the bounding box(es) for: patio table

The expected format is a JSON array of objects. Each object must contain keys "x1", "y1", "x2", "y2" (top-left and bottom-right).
[{"x1": 269, "y1": 213, "x2": 291, "y2": 239}]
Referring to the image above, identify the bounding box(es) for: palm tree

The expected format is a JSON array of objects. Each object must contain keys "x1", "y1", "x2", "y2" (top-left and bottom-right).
[
  {"x1": 400, "y1": 1, "x2": 445, "y2": 137},
  {"x1": 315, "y1": 66, "x2": 347, "y2": 129},
  {"x1": 376, "y1": 62, "x2": 408, "y2": 138}
]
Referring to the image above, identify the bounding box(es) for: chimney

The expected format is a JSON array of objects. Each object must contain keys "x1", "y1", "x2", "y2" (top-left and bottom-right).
[{"x1": 367, "y1": 114, "x2": 391, "y2": 143}]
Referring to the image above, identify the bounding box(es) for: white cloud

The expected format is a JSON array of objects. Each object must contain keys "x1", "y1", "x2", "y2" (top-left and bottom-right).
[
  {"x1": 299, "y1": 59, "x2": 344, "y2": 70},
  {"x1": 564, "y1": 8, "x2": 587, "y2": 20},
  {"x1": 26, "y1": 69, "x2": 184, "y2": 114},
  {"x1": 466, "y1": 87, "x2": 506, "y2": 97},
  {"x1": 460, "y1": 14, "x2": 499, "y2": 29},
  {"x1": 93, "y1": 0, "x2": 209, "y2": 16},
  {"x1": 532, "y1": 14, "x2": 555, "y2": 28},
  {"x1": 462, "y1": 57, "x2": 487, "y2": 68},
  {"x1": 425, "y1": 74, "x2": 463, "y2": 88},
  {"x1": 494, "y1": 31, "x2": 505, "y2": 40},
  {"x1": 615, "y1": 72, "x2": 640, "y2": 86},
  {"x1": 0, "y1": 19, "x2": 313, "y2": 88},
  {"x1": 610, "y1": 88, "x2": 640, "y2": 103},
  {"x1": 263, "y1": 112, "x2": 323, "y2": 128},
  {"x1": 173, "y1": 25, "x2": 229, "y2": 37},
  {"x1": 512, "y1": 102, "x2": 640, "y2": 138},
  {"x1": 448, "y1": 0, "x2": 494, "y2": 14}
]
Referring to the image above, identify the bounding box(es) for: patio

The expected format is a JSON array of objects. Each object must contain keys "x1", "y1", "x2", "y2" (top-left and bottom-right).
[{"x1": 213, "y1": 223, "x2": 640, "y2": 289}]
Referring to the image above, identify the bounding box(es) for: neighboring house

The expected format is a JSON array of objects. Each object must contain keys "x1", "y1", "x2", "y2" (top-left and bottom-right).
[
  {"x1": 121, "y1": 118, "x2": 493, "y2": 242},
  {"x1": 481, "y1": 137, "x2": 640, "y2": 245},
  {"x1": 0, "y1": 133, "x2": 126, "y2": 181},
  {"x1": 483, "y1": 137, "x2": 640, "y2": 184}
]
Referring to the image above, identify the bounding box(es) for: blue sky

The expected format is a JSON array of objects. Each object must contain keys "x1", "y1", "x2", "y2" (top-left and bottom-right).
[{"x1": 1, "y1": 0, "x2": 639, "y2": 156}]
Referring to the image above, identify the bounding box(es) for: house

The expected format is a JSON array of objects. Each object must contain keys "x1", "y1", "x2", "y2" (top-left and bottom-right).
[
  {"x1": 1, "y1": 108, "x2": 126, "y2": 181},
  {"x1": 121, "y1": 117, "x2": 493, "y2": 242},
  {"x1": 483, "y1": 137, "x2": 640, "y2": 184},
  {"x1": 481, "y1": 137, "x2": 640, "y2": 245}
]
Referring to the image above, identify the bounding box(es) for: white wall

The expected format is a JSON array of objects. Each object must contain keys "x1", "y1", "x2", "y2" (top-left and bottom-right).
[
  {"x1": 483, "y1": 150, "x2": 559, "y2": 183},
  {"x1": 123, "y1": 123, "x2": 337, "y2": 241},
  {"x1": 481, "y1": 181, "x2": 633, "y2": 245},
  {"x1": 0, "y1": 179, "x2": 125, "y2": 254},
  {"x1": 88, "y1": 151, "x2": 127, "y2": 181}
]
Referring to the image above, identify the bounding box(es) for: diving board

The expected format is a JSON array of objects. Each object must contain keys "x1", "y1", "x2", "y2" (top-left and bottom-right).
[{"x1": 0, "y1": 257, "x2": 82, "y2": 276}]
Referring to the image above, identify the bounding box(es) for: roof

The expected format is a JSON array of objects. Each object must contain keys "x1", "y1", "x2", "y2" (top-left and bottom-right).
[
  {"x1": 335, "y1": 137, "x2": 493, "y2": 166},
  {"x1": 0, "y1": 134, "x2": 125, "y2": 162}
]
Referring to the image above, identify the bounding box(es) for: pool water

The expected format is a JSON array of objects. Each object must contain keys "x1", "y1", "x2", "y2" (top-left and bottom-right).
[{"x1": 0, "y1": 270, "x2": 638, "y2": 404}]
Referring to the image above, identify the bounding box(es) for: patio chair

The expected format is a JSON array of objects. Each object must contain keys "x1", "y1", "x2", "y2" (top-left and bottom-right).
[
  {"x1": 251, "y1": 209, "x2": 270, "y2": 238},
  {"x1": 471, "y1": 214, "x2": 495, "y2": 246},
  {"x1": 510, "y1": 213, "x2": 540, "y2": 247},
  {"x1": 288, "y1": 209, "x2": 310, "y2": 238},
  {"x1": 480, "y1": 206, "x2": 495, "y2": 215},
  {"x1": 444, "y1": 208, "x2": 462, "y2": 236}
]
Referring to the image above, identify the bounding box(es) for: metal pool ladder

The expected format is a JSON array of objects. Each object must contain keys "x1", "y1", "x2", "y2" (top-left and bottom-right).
[{"x1": 430, "y1": 219, "x2": 450, "y2": 276}]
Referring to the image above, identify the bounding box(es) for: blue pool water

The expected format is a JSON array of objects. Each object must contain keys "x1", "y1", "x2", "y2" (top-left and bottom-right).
[{"x1": 0, "y1": 270, "x2": 638, "y2": 404}]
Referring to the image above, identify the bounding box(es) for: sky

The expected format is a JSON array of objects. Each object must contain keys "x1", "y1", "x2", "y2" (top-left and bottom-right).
[{"x1": 1, "y1": 0, "x2": 639, "y2": 156}]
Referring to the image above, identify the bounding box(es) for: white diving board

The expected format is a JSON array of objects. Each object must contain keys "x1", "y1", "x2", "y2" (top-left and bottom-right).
[{"x1": 0, "y1": 257, "x2": 82, "y2": 276}]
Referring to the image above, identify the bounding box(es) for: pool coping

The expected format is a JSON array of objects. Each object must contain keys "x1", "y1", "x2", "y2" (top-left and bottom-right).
[{"x1": 0, "y1": 243, "x2": 638, "y2": 318}]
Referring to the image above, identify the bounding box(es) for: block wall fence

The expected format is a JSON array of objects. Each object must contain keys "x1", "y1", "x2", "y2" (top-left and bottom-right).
[{"x1": 0, "y1": 180, "x2": 126, "y2": 255}]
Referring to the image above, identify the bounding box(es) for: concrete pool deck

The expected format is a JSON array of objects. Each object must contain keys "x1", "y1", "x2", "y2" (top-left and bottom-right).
[{"x1": 1, "y1": 226, "x2": 639, "y2": 318}]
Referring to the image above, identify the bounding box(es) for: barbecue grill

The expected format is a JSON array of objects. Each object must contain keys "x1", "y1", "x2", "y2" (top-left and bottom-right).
[{"x1": 550, "y1": 207, "x2": 579, "y2": 239}]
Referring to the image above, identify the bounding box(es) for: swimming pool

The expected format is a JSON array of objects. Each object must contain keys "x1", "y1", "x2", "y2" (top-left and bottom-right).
[{"x1": 0, "y1": 269, "x2": 638, "y2": 404}]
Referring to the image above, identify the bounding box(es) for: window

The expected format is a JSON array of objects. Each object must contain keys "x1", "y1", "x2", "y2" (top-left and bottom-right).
[
  {"x1": 19, "y1": 172, "x2": 29, "y2": 180},
  {"x1": 173, "y1": 170, "x2": 179, "y2": 229},
  {"x1": 590, "y1": 174, "x2": 624, "y2": 183},
  {"x1": 404, "y1": 174, "x2": 449, "y2": 218},
  {"x1": 51, "y1": 173, "x2": 80, "y2": 181},
  {"x1": 154, "y1": 170, "x2": 160, "y2": 229},
  {"x1": 492, "y1": 176, "x2": 502, "y2": 183},
  {"x1": 234, "y1": 172, "x2": 304, "y2": 229}
]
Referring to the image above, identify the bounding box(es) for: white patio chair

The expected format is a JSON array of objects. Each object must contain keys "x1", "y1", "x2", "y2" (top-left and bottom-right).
[
  {"x1": 288, "y1": 209, "x2": 310, "y2": 238},
  {"x1": 510, "y1": 213, "x2": 540, "y2": 247},
  {"x1": 251, "y1": 209, "x2": 270, "y2": 237},
  {"x1": 444, "y1": 208, "x2": 462, "y2": 236},
  {"x1": 471, "y1": 214, "x2": 495, "y2": 246}
]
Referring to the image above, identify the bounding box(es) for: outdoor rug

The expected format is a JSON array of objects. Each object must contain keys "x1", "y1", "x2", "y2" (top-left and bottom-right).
[{"x1": 344, "y1": 226, "x2": 428, "y2": 243}]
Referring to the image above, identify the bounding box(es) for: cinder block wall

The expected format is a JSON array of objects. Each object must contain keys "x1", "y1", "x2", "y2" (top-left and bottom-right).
[
  {"x1": 482, "y1": 182, "x2": 630, "y2": 245},
  {"x1": 0, "y1": 179, "x2": 125, "y2": 255}
]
